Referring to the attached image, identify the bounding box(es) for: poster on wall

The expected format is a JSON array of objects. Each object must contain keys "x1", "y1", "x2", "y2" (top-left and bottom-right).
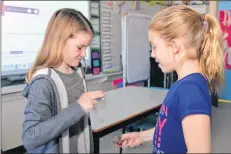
[{"x1": 219, "y1": 10, "x2": 231, "y2": 69}]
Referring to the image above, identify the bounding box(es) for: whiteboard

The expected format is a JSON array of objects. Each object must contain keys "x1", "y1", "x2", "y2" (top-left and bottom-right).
[
  {"x1": 1, "y1": 1, "x2": 90, "y2": 76},
  {"x1": 122, "y1": 12, "x2": 151, "y2": 84}
]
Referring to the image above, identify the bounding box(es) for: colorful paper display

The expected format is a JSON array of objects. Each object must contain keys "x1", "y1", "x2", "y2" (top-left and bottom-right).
[
  {"x1": 92, "y1": 51, "x2": 99, "y2": 59},
  {"x1": 93, "y1": 67, "x2": 100, "y2": 74},
  {"x1": 93, "y1": 60, "x2": 100, "y2": 67},
  {"x1": 220, "y1": 10, "x2": 231, "y2": 69}
]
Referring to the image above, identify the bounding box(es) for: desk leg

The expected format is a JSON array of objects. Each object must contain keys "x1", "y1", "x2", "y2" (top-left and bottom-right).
[
  {"x1": 93, "y1": 133, "x2": 100, "y2": 154},
  {"x1": 120, "y1": 128, "x2": 126, "y2": 154}
]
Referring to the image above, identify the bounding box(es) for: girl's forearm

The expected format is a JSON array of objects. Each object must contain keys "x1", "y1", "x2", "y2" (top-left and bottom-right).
[{"x1": 139, "y1": 127, "x2": 155, "y2": 142}]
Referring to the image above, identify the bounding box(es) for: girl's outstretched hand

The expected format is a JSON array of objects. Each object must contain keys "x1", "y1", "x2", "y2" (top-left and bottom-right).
[{"x1": 120, "y1": 132, "x2": 143, "y2": 148}]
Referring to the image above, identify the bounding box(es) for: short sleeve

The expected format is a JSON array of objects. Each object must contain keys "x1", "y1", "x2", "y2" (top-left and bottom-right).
[{"x1": 176, "y1": 83, "x2": 211, "y2": 122}]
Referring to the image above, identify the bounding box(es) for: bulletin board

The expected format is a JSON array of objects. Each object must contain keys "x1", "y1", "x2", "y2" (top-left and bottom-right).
[
  {"x1": 219, "y1": 1, "x2": 231, "y2": 101},
  {"x1": 219, "y1": 9, "x2": 231, "y2": 69}
]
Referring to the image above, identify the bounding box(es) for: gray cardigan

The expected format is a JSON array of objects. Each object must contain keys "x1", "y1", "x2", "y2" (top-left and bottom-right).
[{"x1": 21, "y1": 68, "x2": 93, "y2": 153}]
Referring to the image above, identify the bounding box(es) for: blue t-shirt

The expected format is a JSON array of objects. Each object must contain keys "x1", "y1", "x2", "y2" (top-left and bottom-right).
[{"x1": 152, "y1": 73, "x2": 211, "y2": 154}]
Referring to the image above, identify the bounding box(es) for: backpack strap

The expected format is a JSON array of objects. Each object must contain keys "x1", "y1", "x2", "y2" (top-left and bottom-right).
[
  {"x1": 32, "y1": 68, "x2": 50, "y2": 77},
  {"x1": 49, "y1": 69, "x2": 70, "y2": 153},
  {"x1": 33, "y1": 68, "x2": 70, "y2": 153}
]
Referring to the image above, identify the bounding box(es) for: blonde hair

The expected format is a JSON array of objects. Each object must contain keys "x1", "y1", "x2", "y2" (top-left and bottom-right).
[
  {"x1": 26, "y1": 8, "x2": 94, "y2": 83},
  {"x1": 149, "y1": 5, "x2": 224, "y2": 93}
]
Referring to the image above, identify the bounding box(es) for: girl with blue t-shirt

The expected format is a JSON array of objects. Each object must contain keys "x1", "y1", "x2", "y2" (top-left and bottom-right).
[{"x1": 120, "y1": 5, "x2": 224, "y2": 153}]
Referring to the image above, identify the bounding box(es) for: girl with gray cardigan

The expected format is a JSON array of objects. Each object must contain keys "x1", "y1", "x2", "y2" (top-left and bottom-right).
[{"x1": 22, "y1": 8, "x2": 104, "y2": 153}]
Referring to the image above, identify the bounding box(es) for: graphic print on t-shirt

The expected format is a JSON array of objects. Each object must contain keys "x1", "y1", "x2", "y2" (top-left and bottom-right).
[{"x1": 153, "y1": 104, "x2": 168, "y2": 154}]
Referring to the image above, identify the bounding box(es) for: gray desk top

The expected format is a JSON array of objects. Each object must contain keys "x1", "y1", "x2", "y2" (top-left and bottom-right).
[{"x1": 90, "y1": 86, "x2": 168, "y2": 132}]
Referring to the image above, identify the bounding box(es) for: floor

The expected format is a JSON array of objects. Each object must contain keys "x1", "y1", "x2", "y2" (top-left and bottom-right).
[
  {"x1": 211, "y1": 103, "x2": 231, "y2": 153},
  {"x1": 3, "y1": 103, "x2": 231, "y2": 153}
]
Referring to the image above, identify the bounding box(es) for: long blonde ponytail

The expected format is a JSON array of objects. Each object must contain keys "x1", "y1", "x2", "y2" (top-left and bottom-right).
[{"x1": 199, "y1": 14, "x2": 224, "y2": 93}]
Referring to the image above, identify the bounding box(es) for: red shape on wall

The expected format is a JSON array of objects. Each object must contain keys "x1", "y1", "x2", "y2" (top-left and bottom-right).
[
  {"x1": 1, "y1": 1, "x2": 5, "y2": 16},
  {"x1": 220, "y1": 10, "x2": 231, "y2": 70}
]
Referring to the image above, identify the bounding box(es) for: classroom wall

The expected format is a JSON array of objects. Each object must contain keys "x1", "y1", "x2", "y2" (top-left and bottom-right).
[
  {"x1": 100, "y1": 1, "x2": 162, "y2": 73},
  {"x1": 118, "y1": 1, "x2": 163, "y2": 18},
  {"x1": 219, "y1": 1, "x2": 231, "y2": 100}
]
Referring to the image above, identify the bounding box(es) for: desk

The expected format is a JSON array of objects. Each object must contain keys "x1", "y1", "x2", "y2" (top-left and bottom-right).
[{"x1": 90, "y1": 86, "x2": 168, "y2": 153}]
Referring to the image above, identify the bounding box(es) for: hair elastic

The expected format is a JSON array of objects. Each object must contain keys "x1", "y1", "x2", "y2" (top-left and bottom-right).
[{"x1": 201, "y1": 13, "x2": 208, "y2": 31}]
